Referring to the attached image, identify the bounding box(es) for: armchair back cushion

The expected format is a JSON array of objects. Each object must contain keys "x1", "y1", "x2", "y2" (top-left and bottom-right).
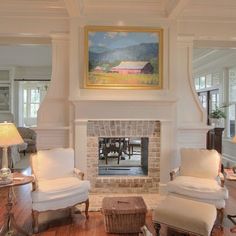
[
  {"x1": 33, "y1": 148, "x2": 74, "y2": 180},
  {"x1": 180, "y1": 148, "x2": 220, "y2": 179}
]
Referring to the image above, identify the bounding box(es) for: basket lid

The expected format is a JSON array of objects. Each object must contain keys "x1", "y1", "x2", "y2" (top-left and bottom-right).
[{"x1": 102, "y1": 196, "x2": 147, "y2": 215}]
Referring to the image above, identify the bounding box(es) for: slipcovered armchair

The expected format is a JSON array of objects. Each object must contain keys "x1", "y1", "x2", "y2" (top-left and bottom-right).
[
  {"x1": 167, "y1": 148, "x2": 228, "y2": 225},
  {"x1": 31, "y1": 148, "x2": 90, "y2": 233}
]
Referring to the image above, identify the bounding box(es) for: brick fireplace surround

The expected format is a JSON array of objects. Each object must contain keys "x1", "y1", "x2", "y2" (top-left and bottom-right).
[{"x1": 86, "y1": 120, "x2": 160, "y2": 193}]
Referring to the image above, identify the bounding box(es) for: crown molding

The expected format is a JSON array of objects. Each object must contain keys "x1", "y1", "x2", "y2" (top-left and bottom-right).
[{"x1": 165, "y1": 0, "x2": 190, "y2": 19}]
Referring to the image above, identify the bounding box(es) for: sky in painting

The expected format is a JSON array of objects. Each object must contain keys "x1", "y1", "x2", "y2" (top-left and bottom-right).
[{"x1": 89, "y1": 31, "x2": 158, "y2": 51}]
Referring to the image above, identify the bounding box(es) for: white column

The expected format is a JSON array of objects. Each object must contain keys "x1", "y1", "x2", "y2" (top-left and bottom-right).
[
  {"x1": 36, "y1": 33, "x2": 70, "y2": 149},
  {"x1": 37, "y1": 33, "x2": 69, "y2": 127},
  {"x1": 74, "y1": 119, "x2": 88, "y2": 177},
  {"x1": 159, "y1": 120, "x2": 175, "y2": 194},
  {"x1": 223, "y1": 67, "x2": 230, "y2": 137},
  {"x1": 176, "y1": 36, "x2": 207, "y2": 126}
]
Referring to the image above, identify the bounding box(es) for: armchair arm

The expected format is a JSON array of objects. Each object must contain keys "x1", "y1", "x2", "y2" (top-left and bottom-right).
[
  {"x1": 74, "y1": 168, "x2": 85, "y2": 180},
  {"x1": 170, "y1": 167, "x2": 180, "y2": 181},
  {"x1": 31, "y1": 174, "x2": 38, "y2": 191},
  {"x1": 218, "y1": 172, "x2": 225, "y2": 187}
]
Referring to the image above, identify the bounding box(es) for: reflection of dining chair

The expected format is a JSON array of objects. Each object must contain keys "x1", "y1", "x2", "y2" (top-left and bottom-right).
[
  {"x1": 100, "y1": 138, "x2": 126, "y2": 165},
  {"x1": 31, "y1": 148, "x2": 90, "y2": 233},
  {"x1": 128, "y1": 138, "x2": 141, "y2": 159}
]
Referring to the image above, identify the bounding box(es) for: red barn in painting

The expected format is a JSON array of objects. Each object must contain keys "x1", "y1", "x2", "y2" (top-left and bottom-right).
[{"x1": 111, "y1": 61, "x2": 153, "y2": 74}]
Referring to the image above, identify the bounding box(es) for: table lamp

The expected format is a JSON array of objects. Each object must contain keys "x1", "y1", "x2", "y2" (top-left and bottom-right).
[{"x1": 0, "y1": 122, "x2": 23, "y2": 182}]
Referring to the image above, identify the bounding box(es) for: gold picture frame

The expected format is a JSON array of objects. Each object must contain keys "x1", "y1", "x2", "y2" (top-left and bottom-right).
[{"x1": 84, "y1": 26, "x2": 163, "y2": 89}]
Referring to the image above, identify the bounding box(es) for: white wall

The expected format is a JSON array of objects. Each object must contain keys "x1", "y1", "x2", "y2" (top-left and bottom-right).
[{"x1": 0, "y1": 2, "x2": 225, "y2": 179}]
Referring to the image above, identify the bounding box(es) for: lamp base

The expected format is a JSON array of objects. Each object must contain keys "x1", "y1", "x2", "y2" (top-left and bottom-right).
[{"x1": 0, "y1": 168, "x2": 13, "y2": 185}]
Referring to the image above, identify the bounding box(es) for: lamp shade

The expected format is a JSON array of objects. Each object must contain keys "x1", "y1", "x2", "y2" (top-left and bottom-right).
[
  {"x1": 233, "y1": 135, "x2": 236, "y2": 143},
  {"x1": 0, "y1": 122, "x2": 24, "y2": 147}
]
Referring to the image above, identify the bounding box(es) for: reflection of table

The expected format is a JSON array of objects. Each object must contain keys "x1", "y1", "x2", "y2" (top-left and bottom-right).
[
  {"x1": 0, "y1": 172, "x2": 33, "y2": 236},
  {"x1": 225, "y1": 169, "x2": 236, "y2": 233}
]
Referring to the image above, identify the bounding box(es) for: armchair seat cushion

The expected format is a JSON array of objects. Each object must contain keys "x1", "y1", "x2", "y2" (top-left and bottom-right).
[
  {"x1": 167, "y1": 176, "x2": 228, "y2": 200},
  {"x1": 169, "y1": 193, "x2": 226, "y2": 209},
  {"x1": 32, "y1": 177, "x2": 90, "y2": 203}
]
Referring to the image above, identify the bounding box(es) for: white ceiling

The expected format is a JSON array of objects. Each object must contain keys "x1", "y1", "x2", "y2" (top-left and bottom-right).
[
  {"x1": 0, "y1": 0, "x2": 236, "y2": 69},
  {"x1": 193, "y1": 48, "x2": 236, "y2": 75},
  {"x1": 0, "y1": 45, "x2": 51, "y2": 67}
]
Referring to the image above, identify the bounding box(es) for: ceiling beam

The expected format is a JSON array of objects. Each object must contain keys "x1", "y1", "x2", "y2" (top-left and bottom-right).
[
  {"x1": 165, "y1": 0, "x2": 190, "y2": 19},
  {"x1": 63, "y1": 0, "x2": 84, "y2": 17}
]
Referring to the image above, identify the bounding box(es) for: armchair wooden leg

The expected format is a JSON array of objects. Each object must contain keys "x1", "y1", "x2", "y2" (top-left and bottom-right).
[
  {"x1": 217, "y1": 208, "x2": 224, "y2": 230},
  {"x1": 70, "y1": 206, "x2": 75, "y2": 217},
  {"x1": 32, "y1": 210, "x2": 39, "y2": 233},
  {"x1": 153, "y1": 222, "x2": 161, "y2": 236},
  {"x1": 85, "y1": 199, "x2": 89, "y2": 219}
]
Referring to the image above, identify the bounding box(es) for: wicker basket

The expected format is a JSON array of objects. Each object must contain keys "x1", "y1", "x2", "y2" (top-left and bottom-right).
[{"x1": 101, "y1": 196, "x2": 147, "y2": 233}]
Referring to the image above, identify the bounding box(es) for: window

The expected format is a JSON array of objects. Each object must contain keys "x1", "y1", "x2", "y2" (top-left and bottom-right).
[
  {"x1": 212, "y1": 72, "x2": 220, "y2": 86},
  {"x1": 20, "y1": 81, "x2": 49, "y2": 127},
  {"x1": 195, "y1": 78, "x2": 200, "y2": 90},
  {"x1": 206, "y1": 74, "x2": 212, "y2": 88},
  {"x1": 229, "y1": 70, "x2": 236, "y2": 137},
  {"x1": 198, "y1": 92, "x2": 207, "y2": 109},
  {"x1": 199, "y1": 76, "x2": 206, "y2": 89},
  {"x1": 197, "y1": 89, "x2": 219, "y2": 125},
  {"x1": 210, "y1": 91, "x2": 219, "y2": 111},
  {"x1": 229, "y1": 105, "x2": 235, "y2": 137},
  {"x1": 23, "y1": 88, "x2": 40, "y2": 119}
]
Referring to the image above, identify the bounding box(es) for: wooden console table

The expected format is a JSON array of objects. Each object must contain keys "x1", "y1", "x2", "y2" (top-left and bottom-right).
[
  {"x1": 207, "y1": 127, "x2": 224, "y2": 154},
  {"x1": 0, "y1": 172, "x2": 33, "y2": 236}
]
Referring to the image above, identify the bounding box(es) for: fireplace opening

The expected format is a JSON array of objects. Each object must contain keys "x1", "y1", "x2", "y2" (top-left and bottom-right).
[{"x1": 98, "y1": 137, "x2": 148, "y2": 176}]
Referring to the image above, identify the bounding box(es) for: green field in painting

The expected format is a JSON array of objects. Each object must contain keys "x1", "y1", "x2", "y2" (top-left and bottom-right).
[{"x1": 88, "y1": 72, "x2": 159, "y2": 86}]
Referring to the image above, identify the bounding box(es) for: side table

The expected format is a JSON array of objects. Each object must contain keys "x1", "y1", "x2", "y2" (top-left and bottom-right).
[{"x1": 0, "y1": 172, "x2": 33, "y2": 236}]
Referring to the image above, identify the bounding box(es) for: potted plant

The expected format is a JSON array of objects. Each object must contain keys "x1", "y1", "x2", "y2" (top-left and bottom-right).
[{"x1": 210, "y1": 107, "x2": 226, "y2": 127}]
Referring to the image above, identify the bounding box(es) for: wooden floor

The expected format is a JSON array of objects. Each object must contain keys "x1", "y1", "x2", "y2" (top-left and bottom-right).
[{"x1": 0, "y1": 169, "x2": 236, "y2": 236}]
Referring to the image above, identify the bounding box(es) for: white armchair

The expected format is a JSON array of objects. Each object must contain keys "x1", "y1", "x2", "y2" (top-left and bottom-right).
[
  {"x1": 31, "y1": 148, "x2": 90, "y2": 233},
  {"x1": 167, "y1": 148, "x2": 228, "y2": 225}
]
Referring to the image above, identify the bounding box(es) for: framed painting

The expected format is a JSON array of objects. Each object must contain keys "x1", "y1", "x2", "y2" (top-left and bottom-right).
[
  {"x1": 84, "y1": 26, "x2": 163, "y2": 89},
  {"x1": 0, "y1": 84, "x2": 10, "y2": 112}
]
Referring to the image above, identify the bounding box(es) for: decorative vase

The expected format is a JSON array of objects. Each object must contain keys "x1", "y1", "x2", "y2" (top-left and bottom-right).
[{"x1": 211, "y1": 118, "x2": 225, "y2": 128}]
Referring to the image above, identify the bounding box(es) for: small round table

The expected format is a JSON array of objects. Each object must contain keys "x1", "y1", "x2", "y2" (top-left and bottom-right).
[{"x1": 0, "y1": 172, "x2": 33, "y2": 236}]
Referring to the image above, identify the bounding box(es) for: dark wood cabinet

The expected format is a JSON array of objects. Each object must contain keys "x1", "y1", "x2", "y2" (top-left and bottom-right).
[{"x1": 207, "y1": 128, "x2": 224, "y2": 154}]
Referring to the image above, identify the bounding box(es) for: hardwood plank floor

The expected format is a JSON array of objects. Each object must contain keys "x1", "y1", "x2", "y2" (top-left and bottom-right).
[{"x1": 0, "y1": 170, "x2": 236, "y2": 235}]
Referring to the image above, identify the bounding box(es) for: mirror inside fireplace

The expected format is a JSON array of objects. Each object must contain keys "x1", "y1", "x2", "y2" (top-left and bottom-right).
[{"x1": 98, "y1": 137, "x2": 148, "y2": 176}]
